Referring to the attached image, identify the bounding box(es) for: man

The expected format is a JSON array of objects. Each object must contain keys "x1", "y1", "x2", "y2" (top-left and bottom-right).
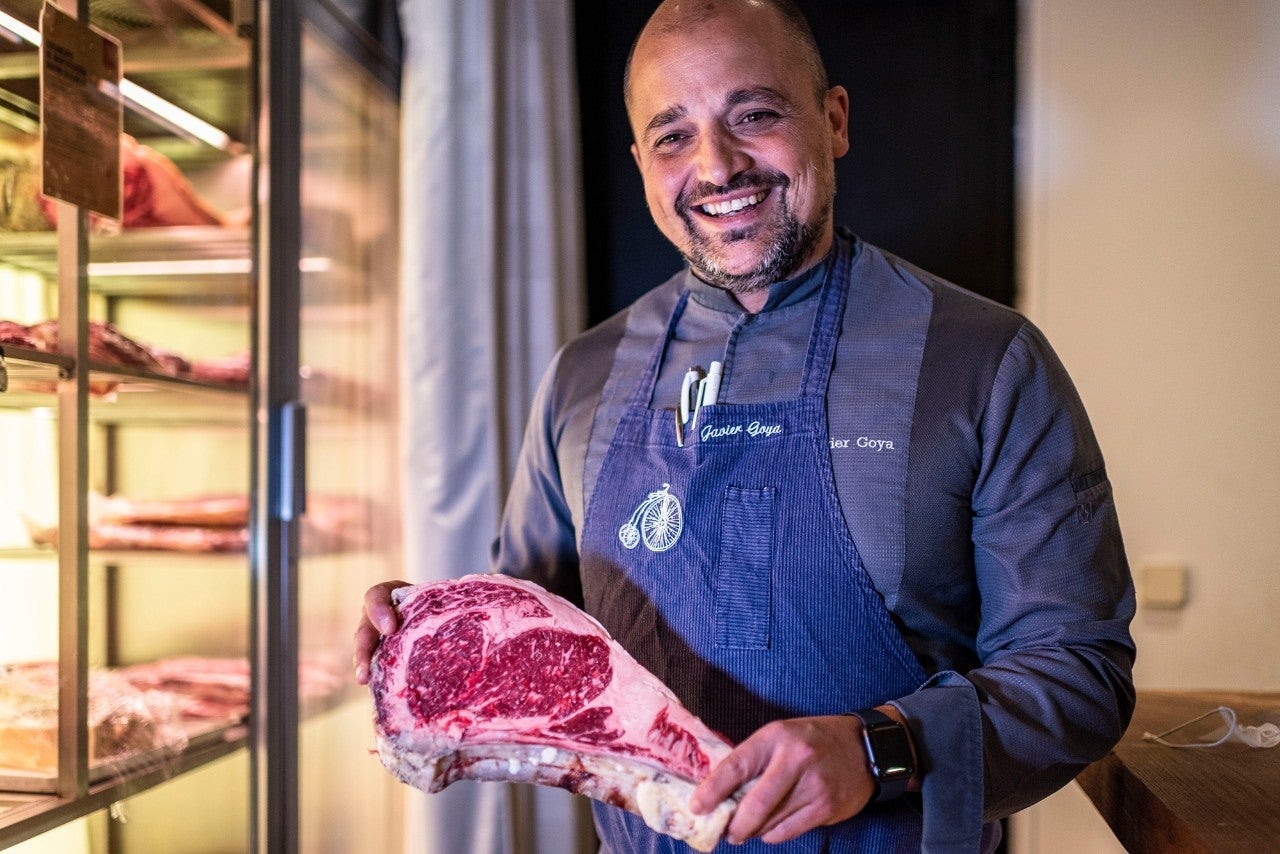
[{"x1": 355, "y1": 1, "x2": 1136, "y2": 850}]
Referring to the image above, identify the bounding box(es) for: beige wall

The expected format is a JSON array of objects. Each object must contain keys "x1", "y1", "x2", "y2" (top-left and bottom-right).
[{"x1": 1011, "y1": 0, "x2": 1280, "y2": 849}]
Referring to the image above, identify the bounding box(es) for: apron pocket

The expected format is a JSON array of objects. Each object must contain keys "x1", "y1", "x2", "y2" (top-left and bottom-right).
[{"x1": 714, "y1": 485, "x2": 776, "y2": 649}]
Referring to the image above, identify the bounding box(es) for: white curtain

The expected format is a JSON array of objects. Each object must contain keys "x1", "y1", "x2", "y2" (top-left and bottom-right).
[{"x1": 396, "y1": 0, "x2": 587, "y2": 852}]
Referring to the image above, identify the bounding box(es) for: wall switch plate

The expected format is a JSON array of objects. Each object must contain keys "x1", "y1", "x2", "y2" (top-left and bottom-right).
[{"x1": 1140, "y1": 562, "x2": 1189, "y2": 609}]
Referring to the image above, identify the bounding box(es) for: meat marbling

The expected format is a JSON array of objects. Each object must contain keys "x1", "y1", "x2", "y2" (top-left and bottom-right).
[{"x1": 369, "y1": 573, "x2": 738, "y2": 851}]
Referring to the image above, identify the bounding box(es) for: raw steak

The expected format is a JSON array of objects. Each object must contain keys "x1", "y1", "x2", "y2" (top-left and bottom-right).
[{"x1": 369, "y1": 573, "x2": 739, "y2": 851}]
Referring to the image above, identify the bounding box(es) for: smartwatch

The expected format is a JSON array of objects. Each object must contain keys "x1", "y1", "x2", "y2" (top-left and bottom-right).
[{"x1": 848, "y1": 708, "x2": 915, "y2": 803}]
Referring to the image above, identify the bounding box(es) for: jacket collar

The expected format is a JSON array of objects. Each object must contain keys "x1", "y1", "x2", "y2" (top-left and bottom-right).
[{"x1": 682, "y1": 246, "x2": 835, "y2": 314}]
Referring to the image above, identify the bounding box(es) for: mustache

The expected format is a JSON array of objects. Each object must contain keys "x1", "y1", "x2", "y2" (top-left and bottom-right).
[{"x1": 678, "y1": 170, "x2": 788, "y2": 211}]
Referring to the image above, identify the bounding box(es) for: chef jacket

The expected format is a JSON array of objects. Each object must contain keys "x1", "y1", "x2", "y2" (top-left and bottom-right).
[{"x1": 491, "y1": 229, "x2": 1137, "y2": 850}]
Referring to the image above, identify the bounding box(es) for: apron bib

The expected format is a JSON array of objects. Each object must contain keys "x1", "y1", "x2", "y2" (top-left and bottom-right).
[{"x1": 580, "y1": 239, "x2": 929, "y2": 853}]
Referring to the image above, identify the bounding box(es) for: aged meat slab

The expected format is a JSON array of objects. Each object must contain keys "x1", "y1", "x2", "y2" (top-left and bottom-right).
[
  {"x1": 0, "y1": 662, "x2": 187, "y2": 773},
  {"x1": 26, "y1": 492, "x2": 373, "y2": 555},
  {"x1": 370, "y1": 573, "x2": 739, "y2": 851}
]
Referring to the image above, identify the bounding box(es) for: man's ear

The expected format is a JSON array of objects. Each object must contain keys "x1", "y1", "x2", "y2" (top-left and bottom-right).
[
  {"x1": 827, "y1": 85, "x2": 851, "y2": 159},
  {"x1": 630, "y1": 142, "x2": 643, "y2": 171}
]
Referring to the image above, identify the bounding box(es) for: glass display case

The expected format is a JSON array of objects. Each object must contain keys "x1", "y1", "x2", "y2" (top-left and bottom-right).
[{"x1": 0, "y1": 1, "x2": 403, "y2": 850}]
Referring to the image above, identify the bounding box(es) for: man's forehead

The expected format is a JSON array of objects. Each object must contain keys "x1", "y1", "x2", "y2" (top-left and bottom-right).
[
  {"x1": 634, "y1": 76, "x2": 796, "y2": 121},
  {"x1": 627, "y1": 14, "x2": 802, "y2": 128}
]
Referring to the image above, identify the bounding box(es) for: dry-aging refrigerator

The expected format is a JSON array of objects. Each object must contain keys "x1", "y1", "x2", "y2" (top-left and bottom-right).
[{"x1": 0, "y1": 1, "x2": 405, "y2": 851}]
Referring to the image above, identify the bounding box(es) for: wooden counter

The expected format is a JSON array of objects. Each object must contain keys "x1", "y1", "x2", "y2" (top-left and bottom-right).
[{"x1": 1077, "y1": 690, "x2": 1280, "y2": 853}]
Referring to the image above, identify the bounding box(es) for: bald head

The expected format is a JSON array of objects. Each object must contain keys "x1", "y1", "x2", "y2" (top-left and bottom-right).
[{"x1": 624, "y1": 0, "x2": 829, "y2": 119}]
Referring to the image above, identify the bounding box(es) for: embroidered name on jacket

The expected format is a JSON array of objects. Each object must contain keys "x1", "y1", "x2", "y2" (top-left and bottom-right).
[
  {"x1": 700, "y1": 421, "x2": 783, "y2": 442},
  {"x1": 830, "y1": 436, "x2": 896, "y2": 451}
]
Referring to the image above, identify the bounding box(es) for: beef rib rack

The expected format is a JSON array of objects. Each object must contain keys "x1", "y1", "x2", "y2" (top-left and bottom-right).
[{"x1": 369, "y1": 573, "x2": 738, "y2": 851}]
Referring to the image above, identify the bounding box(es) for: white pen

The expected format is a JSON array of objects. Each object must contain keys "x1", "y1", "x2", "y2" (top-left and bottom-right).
[
  {"x1": 690, "y1": 361, "x2": 722, "y2": 432},
  {"x1": 690, "y1": 375, "x2": 708, "y2": 431},
  {"x1": 703, "y1": 361, "x2": 723, "y2": 406},
  {"x1": 679, "y1": 367, "x2": 703, "y2": 424}
]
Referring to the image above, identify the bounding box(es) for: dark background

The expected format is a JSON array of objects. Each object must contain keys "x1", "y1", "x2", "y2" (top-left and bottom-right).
[{"x1": 573, "y1": 0, "x2": 1017, "y2": 325}]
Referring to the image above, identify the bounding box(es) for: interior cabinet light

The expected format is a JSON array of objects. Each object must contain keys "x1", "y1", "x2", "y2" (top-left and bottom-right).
[
  {"x1": 119, "y1": 79, "x2": 237, "y2": 152},
  {"x1": 0, "y1": 11, "x2": 39, "y2": 44},
  {"x1": 88, "y1": 257, "x2": 332, "y2": 276},
  {"x1": 0, "y1": 10, "x2": 241, "y2": 153},
  {"x1": 89, "y1": 258, "x2": 252, "y2": 276}
]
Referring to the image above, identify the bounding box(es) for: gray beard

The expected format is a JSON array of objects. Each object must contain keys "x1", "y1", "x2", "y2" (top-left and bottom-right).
[{"x1": 679, "y1": 188, "x2": 829, "y2": 298}]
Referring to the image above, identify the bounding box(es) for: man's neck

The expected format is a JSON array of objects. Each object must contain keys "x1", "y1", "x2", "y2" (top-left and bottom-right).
[{"x1": 734, "y1": 288, "x2": 769, "y2": 313}]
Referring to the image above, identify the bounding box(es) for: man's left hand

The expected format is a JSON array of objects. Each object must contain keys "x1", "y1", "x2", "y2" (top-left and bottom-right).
[{"x1": 688, "y1": 714, "x2": 877, "y2": 845}]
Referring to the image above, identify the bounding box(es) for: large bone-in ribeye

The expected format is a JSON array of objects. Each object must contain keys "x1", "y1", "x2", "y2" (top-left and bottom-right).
[{"x1": 369, "y1": 573, "x2": 739, "y2": 851}]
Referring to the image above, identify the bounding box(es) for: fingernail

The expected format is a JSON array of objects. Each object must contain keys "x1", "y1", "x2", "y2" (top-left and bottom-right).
[{"x1": 355, "y1": 665, "x2": 367, "y2": 683}]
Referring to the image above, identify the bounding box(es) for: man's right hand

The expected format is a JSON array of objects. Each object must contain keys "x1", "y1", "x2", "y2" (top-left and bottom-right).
[{"x1": 353, "y1": 580, "x2": 411, "y2": 684}]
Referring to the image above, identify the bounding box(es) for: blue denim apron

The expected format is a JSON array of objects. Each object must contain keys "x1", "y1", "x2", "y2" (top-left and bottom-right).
[{"x1": 579, "y1": 239, "x2": 930, "y2": 853}]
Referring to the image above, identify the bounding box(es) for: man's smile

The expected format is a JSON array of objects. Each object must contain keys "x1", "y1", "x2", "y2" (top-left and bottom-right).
[{"x1": 697, "y1": 190, "x2": 769, "y2": 218}]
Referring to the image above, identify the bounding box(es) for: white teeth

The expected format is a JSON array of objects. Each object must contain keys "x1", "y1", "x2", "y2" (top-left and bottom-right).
[{"x1": 700, "y1": 191, "x2": 766, "y2": 216}]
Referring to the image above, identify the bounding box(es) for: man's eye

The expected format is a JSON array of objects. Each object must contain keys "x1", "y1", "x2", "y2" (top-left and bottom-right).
[
  {"x1": 654, "y1": 132, "x2": 686, "y2": 149},
  {"x1": 740, "y1": 110, "x2": 777, "y2": 125}
]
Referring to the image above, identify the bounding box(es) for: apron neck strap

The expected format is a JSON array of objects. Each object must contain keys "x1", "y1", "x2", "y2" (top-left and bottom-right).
[
  {"x1": 627, "y1": 288, "x2": 692, "y2": 409},
  {"x1": 800, "y1": 234, "x2": 852, "y2": 399}
]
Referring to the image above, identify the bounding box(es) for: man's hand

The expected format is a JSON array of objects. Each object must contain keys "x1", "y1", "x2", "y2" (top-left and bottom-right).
[
  {"x1": 352, "y1": 580, "x2": 411, "y2": 684},
  {"x1": 689, "y1": 710, "x2": 909, "y2": 845}
]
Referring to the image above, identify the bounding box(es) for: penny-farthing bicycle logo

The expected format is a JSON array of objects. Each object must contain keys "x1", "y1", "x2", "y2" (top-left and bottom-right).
[{"x1": 618, "y1": 483, "x2": 683, "y2": 552}]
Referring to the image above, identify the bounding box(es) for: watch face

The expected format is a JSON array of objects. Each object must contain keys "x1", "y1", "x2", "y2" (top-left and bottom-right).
[{"x1": 865, "y1": 722, "x2": 914, "y2": 779}]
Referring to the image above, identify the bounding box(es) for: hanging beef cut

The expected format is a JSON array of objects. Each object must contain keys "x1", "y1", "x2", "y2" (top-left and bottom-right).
[{"x1": 369, "y1": 573, "x2": 739, "y2": 852}]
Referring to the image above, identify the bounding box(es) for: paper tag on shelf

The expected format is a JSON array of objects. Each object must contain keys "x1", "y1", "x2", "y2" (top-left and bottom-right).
[{"x1": 38, "y1": 4, "x2": 123, "y2": 221}]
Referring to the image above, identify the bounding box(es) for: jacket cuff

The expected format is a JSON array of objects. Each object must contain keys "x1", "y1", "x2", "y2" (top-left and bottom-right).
[{"x1": 890, "y1": 672, "x2": 989, "y2": 852}]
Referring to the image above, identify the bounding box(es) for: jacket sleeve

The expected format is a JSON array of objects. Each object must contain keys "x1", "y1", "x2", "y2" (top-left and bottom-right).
[
  {"x1": 487, "y1": 347, "x2": 586, "y2": 607},
  {"x1": 894, "y1": 321, "x2": 1137, "y2": 847}
]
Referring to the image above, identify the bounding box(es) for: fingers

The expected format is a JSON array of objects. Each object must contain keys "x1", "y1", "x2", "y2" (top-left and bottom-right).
[
  {"x1": 755, "y1": 794, "x2": 826, "y2": 845},
  {"x1": 363, "y1": 580, "x2": 408, "y2": 634},
  {"x1": 690, "y1": 735, "x2": 767, "y2": 814},
  {"x1": 691, "y1": 716, "x2": 875, "y2": 845},
  {"x1": 352, "y1": 620, "x2": 379, "y2": 685},
  {"x1": 352, "y1": 580, "x2": 410, "y2": 684},
  {"x1": 725, "y1": 754, "x2": 801, "y2": 844},
  {"x1": 690, "y1": 725, "x2": 786, "y2": 844},
  {"x1": 748, "y1": 761, "x2": 852, "y2": 845}
]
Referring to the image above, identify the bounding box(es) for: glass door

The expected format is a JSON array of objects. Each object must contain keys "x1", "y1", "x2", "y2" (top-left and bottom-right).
[
  {"x1": 253, "y1": 3, "x2": 404, "y2": 852},
  {"x1": 295, "y1": 22, "x2": 403, "y2": 853}
]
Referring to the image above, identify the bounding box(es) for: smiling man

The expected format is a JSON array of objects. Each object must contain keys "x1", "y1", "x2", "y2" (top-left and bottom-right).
[
  {"x1": 624, "y1": 0, "x2": 845, "y2": 309},
  {"x1": 356, "y1": 2, "x2": 1137, "y2": 851}
]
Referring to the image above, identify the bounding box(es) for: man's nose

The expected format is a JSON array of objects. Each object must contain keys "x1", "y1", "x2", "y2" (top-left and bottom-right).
[{"x1": 695, "y1": 127, "x2": 750, "y2": 187}]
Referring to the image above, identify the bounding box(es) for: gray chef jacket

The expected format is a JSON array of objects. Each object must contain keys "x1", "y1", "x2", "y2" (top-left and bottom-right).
[{"x1": 491, "y1": 229, "x2": 1137, "y2": 851}]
